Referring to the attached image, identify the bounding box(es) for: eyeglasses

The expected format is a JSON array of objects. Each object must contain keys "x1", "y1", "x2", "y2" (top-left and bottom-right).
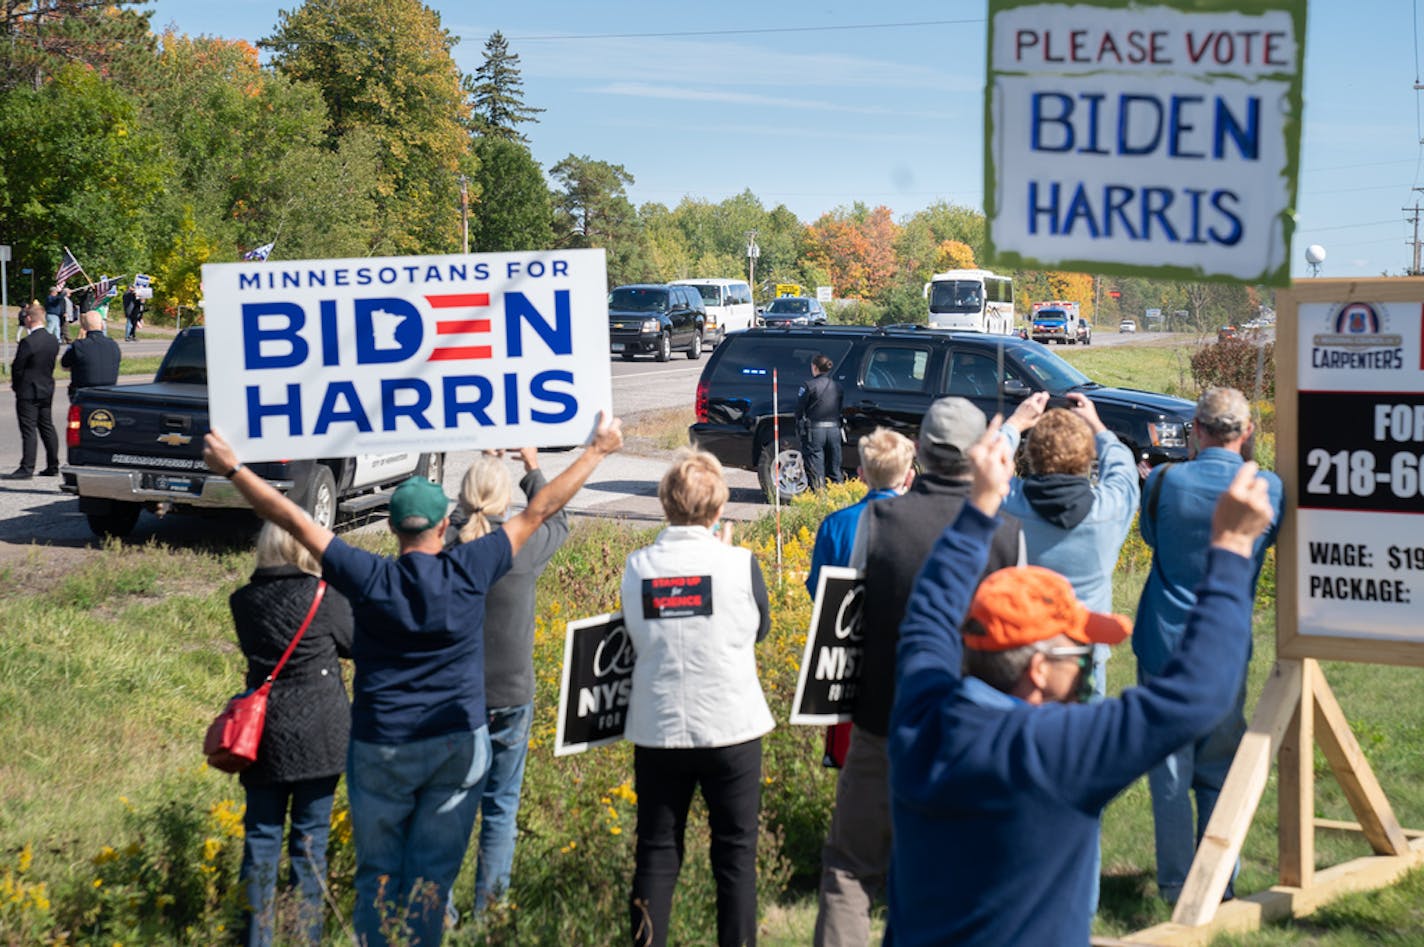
[{"x1": 1038, "y1": 644, "x2": 1095, "y2": 702}]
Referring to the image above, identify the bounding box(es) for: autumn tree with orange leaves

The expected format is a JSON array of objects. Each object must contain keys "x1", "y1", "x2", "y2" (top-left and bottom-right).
[{"x1": 803, "y1": 203, "x2": 899, "y2": 300}]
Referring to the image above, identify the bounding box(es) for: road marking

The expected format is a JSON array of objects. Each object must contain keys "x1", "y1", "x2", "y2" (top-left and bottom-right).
[{"x1": 612, "y1": 367, "x2": 700, "y2": 381}]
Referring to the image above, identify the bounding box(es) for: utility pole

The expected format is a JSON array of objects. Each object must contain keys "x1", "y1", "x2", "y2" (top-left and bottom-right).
[
  {"x1": 459, "y1": 174, "x2": 470, "y2": 255},
  {"x1": 1404, "y1": 187, "x2": 1424, "y2": 276},
  {"x1": 745, "y1": 230, "x2": 759, "y2": 299}
]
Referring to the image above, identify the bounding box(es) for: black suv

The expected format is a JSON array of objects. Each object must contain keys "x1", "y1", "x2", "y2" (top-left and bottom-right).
[
  {"x1": 608, "y1": 284, "x2": 706, "y2": 361},
  {"x1": 689, "y1": 326, "x2": 1194, "y2": 498}
]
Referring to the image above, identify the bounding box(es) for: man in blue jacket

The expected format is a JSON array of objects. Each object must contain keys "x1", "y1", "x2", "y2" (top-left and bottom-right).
[
  {"x1": 885, "y1": 418, "x2": 1277, "y2": 946},
  {"x1": 1135, "y1": 385, "x2": 1283, "y2": 903}
]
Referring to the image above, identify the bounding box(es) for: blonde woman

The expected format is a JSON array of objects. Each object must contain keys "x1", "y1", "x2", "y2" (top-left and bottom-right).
[
  {"x1": 229, "y1": 519, "x2": 354, "y2": 947},
  {"x1": 446, "y1": 448, "x2": 570, "y2": 917},
  {"x1": 621, "y1": 448, "x2": 773, "y2": 947}
]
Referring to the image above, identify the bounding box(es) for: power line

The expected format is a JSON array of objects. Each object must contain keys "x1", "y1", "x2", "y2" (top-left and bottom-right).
[{"x1": 507, "y1": 19, "x2": 984, "y2": 42}]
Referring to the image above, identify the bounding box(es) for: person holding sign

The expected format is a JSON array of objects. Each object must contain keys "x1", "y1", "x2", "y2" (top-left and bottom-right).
[
  {"x1": 445, "y1": 448, "x2": 570, "y2": 918},
  {"x1": 1134, "y1": 386, "x2": 1282, "y2": 904},
  {"x1": 883, "y1": 419, "x2": 1278, "y2": 947},
  {"x1": 620, "y1": 448, "x2": 774, "y2": 947},
  {"x1": 203, "y1": 415, "x2": 622, "y2": 947}
]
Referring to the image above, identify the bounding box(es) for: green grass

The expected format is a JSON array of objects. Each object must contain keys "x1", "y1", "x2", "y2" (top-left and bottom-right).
[
  {"x1": 1057, "y1": 335, "x2": 1205, "y2": 399},
  {"x1": 2, "y1": 444, "x2": 1421, "y2": 942}
]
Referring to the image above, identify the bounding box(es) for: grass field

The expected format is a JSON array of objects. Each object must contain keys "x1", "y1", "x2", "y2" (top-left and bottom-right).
[{"x1": 5, "y1": 334, "x2": 1419, "y2": 945}]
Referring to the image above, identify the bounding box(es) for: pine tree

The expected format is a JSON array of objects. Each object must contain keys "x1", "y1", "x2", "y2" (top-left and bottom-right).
[{"x1": 465, "y1": 31, "x2": 544, "y2": 142}]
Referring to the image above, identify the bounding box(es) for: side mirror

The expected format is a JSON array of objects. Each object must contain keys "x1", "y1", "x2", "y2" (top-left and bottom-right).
[{"x1": 1000, "y1": 378, "x2": 1031, "y2": 398}]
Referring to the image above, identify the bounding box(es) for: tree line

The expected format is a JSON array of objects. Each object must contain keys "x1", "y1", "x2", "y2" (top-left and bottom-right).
[{"x1": 0, "y1": 0, "x2": 1263, "y2": 330}]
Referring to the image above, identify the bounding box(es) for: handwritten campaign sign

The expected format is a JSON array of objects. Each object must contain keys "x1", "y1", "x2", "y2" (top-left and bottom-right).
[
  {"x1": 985, "y1": 0, "x2": 1304, "y2": 286},
  {"x1": 555, "y1": 612, "x2": 634, "y2": 756},
  {"x1": 790, "y1": 567, "x2": 864, "y2": 725},
  {"x1": 201, "y1": 249, "x2": 611, "y2": 462}
]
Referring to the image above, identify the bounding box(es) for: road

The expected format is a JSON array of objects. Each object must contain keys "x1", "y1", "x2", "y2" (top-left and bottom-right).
[{"x1": 0, "y1": 326, "x2": 1183, "y2": 558}]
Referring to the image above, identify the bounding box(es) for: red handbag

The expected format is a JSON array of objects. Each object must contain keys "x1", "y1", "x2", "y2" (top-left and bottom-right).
[{"x1": 204, "y1": 581, "x2": 327, "y2": 773}]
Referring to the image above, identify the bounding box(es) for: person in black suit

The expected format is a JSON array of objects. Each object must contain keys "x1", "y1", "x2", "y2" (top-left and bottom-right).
[
  {"x1": 61, "y1": 309, "x2": 122, "y2": 400},
  {"x1": 122, "y1": 287, "x2": 144, "y2": 342},
  {"x1": 8, "y1": 304, "x2": 60, "y2": 479}
]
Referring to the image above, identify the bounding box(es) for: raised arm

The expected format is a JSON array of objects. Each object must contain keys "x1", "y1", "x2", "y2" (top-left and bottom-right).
[
  {"x1": 203, "y1": 430, "x2": 335, "y2": 561},
  {"x1": 501, "y1": 413, "x2": 623, "y2": 556}
]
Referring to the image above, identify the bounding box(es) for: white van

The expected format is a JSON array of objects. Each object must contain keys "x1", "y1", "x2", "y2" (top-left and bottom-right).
[{"x1": 670, "y1": 278, "x2": 755, "y2": 346}]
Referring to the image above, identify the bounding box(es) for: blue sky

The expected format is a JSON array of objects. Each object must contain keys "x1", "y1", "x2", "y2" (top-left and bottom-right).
[{"x1": 145, "y1": 1, "x2": 1419, "y2": 279}]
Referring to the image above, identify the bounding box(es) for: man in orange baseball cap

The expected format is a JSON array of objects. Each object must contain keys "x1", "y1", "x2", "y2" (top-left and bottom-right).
[{"x1": 883, "y1": 417, "x2": 1277, "y2": 947}]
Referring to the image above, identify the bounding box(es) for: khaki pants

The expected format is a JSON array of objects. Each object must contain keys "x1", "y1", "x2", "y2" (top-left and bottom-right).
[{"x1": 814, "y1": 726, "x2": 890, "y2": 947}]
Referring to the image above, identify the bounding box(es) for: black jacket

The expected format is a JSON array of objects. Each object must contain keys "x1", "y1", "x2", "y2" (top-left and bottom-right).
[
  {"x1": 12, "y1": 329, "x2": 58, "y2": 400},
  {"x1": 122, "y1": 289, "x2": 143, "y2": 323},
  {"x1": 229, "y1": 567, "x2": 354, "y2": 787},
  {"x1": 853, "y1": 475, "x2": 1022, "y2": 736},
  {"x1": 796, "y1": 372, "x2": 842, "y2": 424},
  {"x1": 61, "y1": 330, "x2": 121, "y2": 394}
]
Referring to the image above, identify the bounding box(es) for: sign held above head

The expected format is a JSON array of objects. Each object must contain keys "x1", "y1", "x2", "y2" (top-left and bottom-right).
[{"x1": 202, "y1": 249, "x2": 612, "y2": 463}]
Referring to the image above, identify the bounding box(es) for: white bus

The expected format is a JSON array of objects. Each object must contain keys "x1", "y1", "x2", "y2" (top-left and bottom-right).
[{"x1": 923, "y1": 268, "x2": 1015, "y2": 334}]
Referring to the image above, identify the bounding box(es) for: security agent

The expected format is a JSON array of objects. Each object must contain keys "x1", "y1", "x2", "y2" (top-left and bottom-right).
[
  {"x1": 796, "y1": 353, "x2": 844, "y2": 491},
  {"x1": 883, "y1": 419, "x2": 1277, "y2": 946}
]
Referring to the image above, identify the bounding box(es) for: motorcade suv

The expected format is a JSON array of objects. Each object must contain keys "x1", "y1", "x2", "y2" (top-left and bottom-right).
[
  {"x1": 761, "y1": 296, "x2": 827, "y2": 326},
  {"x1": 608, "y1": 284, "x2": 706, "y2": 361},
  {"x1": 689, "y1": 325, "x2": 1195, "y2": 499}
]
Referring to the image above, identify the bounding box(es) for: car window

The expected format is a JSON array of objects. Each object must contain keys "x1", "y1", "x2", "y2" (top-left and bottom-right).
[
  {"x1": 688, "y1": 284, "x2": 721, "y2": 305},
  {"x1": 1011, "y1": 344, "x2": 1093, "y2": 391},
  {"x1": 945, "y1": 351, "x2": 1004, "y2": 398},
  {"x1": 862, "y1": 345, "x2": 932, "y2": 392},
  {"x1": 709, "y1": 337, "x2": 855, "y2": 387},
  {"x1": 768, "y1": 298, "x2": 809, "y2": 314},
  {"x1": 609, "y1": 288, "x2": 667, "y2": 313}
]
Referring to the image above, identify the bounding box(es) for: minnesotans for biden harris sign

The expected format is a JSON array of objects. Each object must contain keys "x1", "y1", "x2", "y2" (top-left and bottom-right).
[
  {"x1": 201, "y1": 250, "x2": 612, "y2": 462},
  {"x1": 985, "y1": 0, "x2": 1305, "y2": 286}
]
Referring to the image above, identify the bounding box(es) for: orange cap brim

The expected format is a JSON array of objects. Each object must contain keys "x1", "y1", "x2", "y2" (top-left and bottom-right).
[{"x1": 1067, "y1": 611, "x2": 1132, "y2": 646}]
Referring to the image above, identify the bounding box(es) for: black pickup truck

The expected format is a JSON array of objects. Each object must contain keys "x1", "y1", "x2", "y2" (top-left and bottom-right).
[
  {"x1": 61, "y1": 327, "x2": 443, "y2": 537},
  {"x1": 689, "y1": 325, "x2": 1194, "y2": 499}
]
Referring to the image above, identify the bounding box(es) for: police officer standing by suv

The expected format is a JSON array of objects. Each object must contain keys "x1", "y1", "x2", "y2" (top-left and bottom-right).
[{"x1": 797, "y1": 353, "x2": 844, "y2": 491}]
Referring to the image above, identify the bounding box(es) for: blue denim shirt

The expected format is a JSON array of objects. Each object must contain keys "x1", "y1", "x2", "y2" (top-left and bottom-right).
[{"x1": 1132, "y1": 448, "x2": 1283, "y2": 676}]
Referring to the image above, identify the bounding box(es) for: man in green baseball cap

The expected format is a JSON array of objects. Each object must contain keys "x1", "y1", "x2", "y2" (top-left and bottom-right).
[{"x1": 388, "y1": 474, "x2": 453, "y2": 534}]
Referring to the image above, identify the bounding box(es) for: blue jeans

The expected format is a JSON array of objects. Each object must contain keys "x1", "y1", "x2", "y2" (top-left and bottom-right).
[
  {"x1": 473, "y1": 702, "x2": 534, "y2": 911},
  {"x1": 1142, "y1": 672, "x2": 1247, "y2": 902},
  {"x1": 240, "y1": 775, "x2": 339, "y2": 947},
  {"x1": 348, "y1": 728, "x2": 491, "y2": 947},
  {"x1": 801, "y1": 423, "x2": 843, "y2": 491}
]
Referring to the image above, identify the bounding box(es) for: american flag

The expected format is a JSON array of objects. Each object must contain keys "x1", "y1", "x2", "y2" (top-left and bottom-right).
[
  {"x1": 55, "y1": 248, "x2": 82, "y2": 283},
  {"x1": 92, "y1": 276, "x2": 114, "y2": 299},
  {"x1": 243, "y1": 241, "x2": 275, "y2": 262}
]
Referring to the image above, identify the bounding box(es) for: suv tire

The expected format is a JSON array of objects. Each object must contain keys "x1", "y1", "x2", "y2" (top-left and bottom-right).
[
  {"x1": 687, "y1": 331, "x2": 703, "y2": 361},
  {"x1": 303, "y1": 464, "x2": 338, "y2": 530},
  {"x1": 757, "y1": 438, "x2": 808, "y2": 501},
  {"x1": 417, "y1": 452, "x2": 445, "y2": 487},
  {"x1": 655, "y1": 332, "x2": 672, "y2": 362}
]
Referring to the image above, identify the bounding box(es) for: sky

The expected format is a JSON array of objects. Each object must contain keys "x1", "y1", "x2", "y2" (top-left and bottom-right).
[{"x1": 143, "y1": 0, "x2": 1422, "y2": 280}]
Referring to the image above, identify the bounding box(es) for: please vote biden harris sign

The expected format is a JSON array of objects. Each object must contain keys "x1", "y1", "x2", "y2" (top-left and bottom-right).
[
  {"x1": 202, "y1": 249, "x2": 612, "y2": 462},
  {"x1": 985, "y1": 0, "x2": 1304, "y2": 286}
]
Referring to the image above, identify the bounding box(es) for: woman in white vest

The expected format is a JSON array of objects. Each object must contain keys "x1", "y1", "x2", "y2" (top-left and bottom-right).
[{"x1": 621, "y1": 448, "x2": 774, "y2": 947}]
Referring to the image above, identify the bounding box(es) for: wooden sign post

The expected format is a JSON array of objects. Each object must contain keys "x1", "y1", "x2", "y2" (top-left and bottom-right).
[{"x1": 1121, "y1": 279, "x2": 1424, "y2": 945}]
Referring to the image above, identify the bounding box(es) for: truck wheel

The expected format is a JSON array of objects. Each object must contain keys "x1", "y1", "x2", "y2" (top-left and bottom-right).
[
  {"x1": 757, "y1": 439, "x2": 808, "y2": 502},
  {"x1": 418, "y1": 452, "x2": 445, "y2": 487},
  {"x1": 1083, "y1": 330, "x2": 1092, "y2": 345},
  {"x1": 655, "y1": 332, "x2": 672, "y2": 362},
  {"x1": 303, "y1": 464, "x2": 338, "y2": 530},
  {"x1": 85, "y1": 502, "x2": 141, "y2": 538},
  {"x1": 686, "y1": 331, "x2": 703, "y2": 360}
]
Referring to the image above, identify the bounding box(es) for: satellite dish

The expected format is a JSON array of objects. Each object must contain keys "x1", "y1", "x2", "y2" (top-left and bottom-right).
[{"x1": 1305, "y1": 244, "x2": 1326, "y2": 265}]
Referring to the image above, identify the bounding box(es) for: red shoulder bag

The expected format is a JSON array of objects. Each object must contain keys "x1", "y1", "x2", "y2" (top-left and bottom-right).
[{"x1": 204, "y1": 581, "x2": 327, "y2": 773}]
